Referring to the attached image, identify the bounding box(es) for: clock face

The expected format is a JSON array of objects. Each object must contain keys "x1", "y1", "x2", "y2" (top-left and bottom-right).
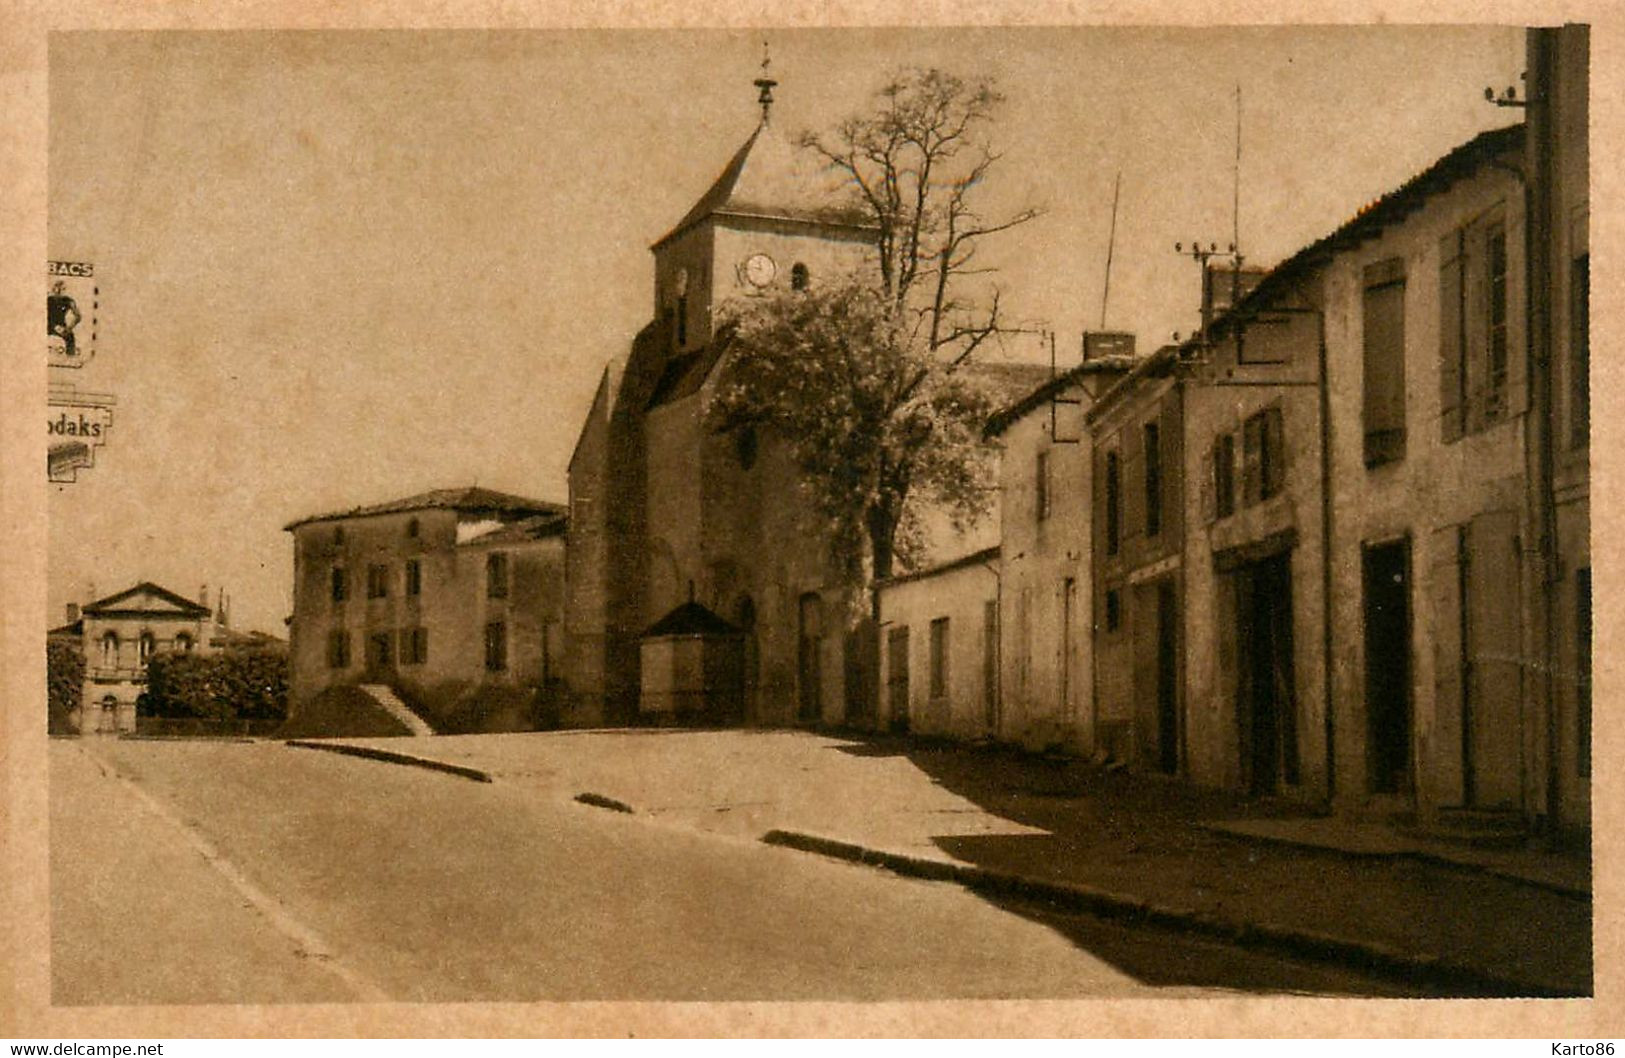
[{"x1": 743, "y1": 253, "x2": 777, "y2": 288}]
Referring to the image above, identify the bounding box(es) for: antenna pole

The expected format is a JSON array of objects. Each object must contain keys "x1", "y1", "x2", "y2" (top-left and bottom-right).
[
  {"x1": 1232, "y1": 84, "x2": 1242, "y2": 255},
  {"x1": 1100, "y1": 170, "x2": 1122, "y2": 331}
]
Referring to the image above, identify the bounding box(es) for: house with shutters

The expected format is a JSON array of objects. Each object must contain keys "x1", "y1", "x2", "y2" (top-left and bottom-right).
[
  {"x1": 1164, "y1": 120, "x2": 1552, "y2": 830},
  {"x1": 1088, "y1": 346, "x2": 1186, "y2": 773},
  {"x1": 284, "y1": 487, "x2": 567, "y2": 733}
]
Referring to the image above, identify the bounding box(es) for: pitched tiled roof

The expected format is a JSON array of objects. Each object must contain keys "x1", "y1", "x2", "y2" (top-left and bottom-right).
[
  {"x1": 285, "y1": 487, "x2": 564, "y2": 531},
  {"x1": 652, "y1": 121, "x2": 875, "y2": 250},
  {"x1": 1218, "y1": 122, "x2": 1526, "y2": 338},
  {"x1": 1090, "y1": 123, "x2": 1526, "y2": 425}
]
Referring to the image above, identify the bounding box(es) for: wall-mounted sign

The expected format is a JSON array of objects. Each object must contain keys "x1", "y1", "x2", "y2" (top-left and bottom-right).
[
  {"x1": 49, "y1": 261, "x2": 98, "y2": 369},
  {"x1": 48, "y1": 383, "x2": 115, "y2": 483}
]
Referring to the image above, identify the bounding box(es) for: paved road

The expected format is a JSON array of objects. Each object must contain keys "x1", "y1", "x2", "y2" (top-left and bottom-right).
[{"x1": 50, "y1": 739, "x2": 1414, "y2": 1004}]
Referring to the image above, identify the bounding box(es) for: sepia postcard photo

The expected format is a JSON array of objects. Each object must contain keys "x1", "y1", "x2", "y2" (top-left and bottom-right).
[{"x1": 2, "y1": 5, "x2": 1617, "y2": 1039}]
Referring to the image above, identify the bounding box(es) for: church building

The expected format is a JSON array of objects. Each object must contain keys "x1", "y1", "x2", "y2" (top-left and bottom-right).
[{"x1": 564, "y1": 71, "x2": 880, "y2": 727}]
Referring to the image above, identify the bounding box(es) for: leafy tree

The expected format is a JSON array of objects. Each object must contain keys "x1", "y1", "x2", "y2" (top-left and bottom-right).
[
  {"x1": 711, "y1": 67, "x2": 1039, "y2": 601},
  {"x1": 712, "y1": 277, "x2": 998, "y2": 587},
  {"x1": 48, "y1": 638, "x2": 84, "y2": 734},
  {"x1": 139, "y1": 648, "x2": 288, "y2": 722}
]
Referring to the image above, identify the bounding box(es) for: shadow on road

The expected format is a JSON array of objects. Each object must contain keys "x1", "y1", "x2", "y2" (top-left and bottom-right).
[{"x1": 822, "y1": 734, "x2": 1591, "y2": 998}]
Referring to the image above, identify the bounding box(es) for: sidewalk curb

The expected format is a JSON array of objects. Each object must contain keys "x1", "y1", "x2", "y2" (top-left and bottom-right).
[
  {"x1": 1196, "y1": 823, "x2": 1592, "y2": 901},
  {"x1": 761, "y1": 828, "x2": 1583, "y2": 998},
  {"x1": 575, "y1": 791, "x2": 635, "y2": 813},
  {"x1": 285, "y1": 740, "x2": 494, "y2": 783}
]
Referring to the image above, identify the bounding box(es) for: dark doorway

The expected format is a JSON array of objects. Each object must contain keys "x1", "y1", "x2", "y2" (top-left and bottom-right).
[
  {"x1": 886, "y1": 625, "x2": 910, "y2": 733},
  {"x1": 1364, "y1": 539, "x2": 1412, "y2": 797},
  {"x1": 797, "y1": 593, "x2": 823, "y2": 723},
  {"x1": 1236, "y1": 554, "x2": 1298, "y2": 795},
  {"x1": 1155, "y1": 580, "x2": 1180, "y2": 774}
]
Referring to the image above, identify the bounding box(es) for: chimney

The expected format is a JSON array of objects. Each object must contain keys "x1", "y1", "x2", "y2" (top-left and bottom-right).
[
  {"x1": 66, "y1": 602, "x2": 79, "y2": 624},
  {"x1": 1082, "y1": 331, "x2": 1135, "y2": 363}
]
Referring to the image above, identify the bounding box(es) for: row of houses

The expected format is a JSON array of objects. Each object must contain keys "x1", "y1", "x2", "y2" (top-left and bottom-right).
[
  {"x1": 273, "y1": 27, "x2": 1586, "y2": 838},
  {"x1": 878, "y1": 26, "x2": 1589, "y2": 835}
]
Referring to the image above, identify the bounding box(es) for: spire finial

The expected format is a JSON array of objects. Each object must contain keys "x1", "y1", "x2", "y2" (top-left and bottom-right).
[{"x1": 753, "y1": 39, "x2": 777, "y2": 123}]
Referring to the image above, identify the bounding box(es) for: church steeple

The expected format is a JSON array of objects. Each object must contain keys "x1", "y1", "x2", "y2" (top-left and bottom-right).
[{"x1": 752, "y1": 40, "x2": 777, "y2": 124}]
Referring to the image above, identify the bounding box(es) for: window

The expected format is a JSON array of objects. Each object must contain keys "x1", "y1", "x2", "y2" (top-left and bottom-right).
[
  {"x1": 174, "y1": 632, "x2": 193, "y2": 653},
  {"x1": 1362, "y1": 257, "x2": 1407, "y2": 467},
  {"x1": 929, "y1": 617, "x2": 950, "y2": 699},
  {"x1": 1572, "y1": 253, "x2": 1590, "y2": 448},
  {"x1": 791, "y1": 262, "x2": 809, "y2": 291},
  {"x1": 487, "y1": 552, "x2": 509, "y2": 599},
  {"x1": 138, "y1": 632, "x2": 155, "y2": 664},
  {"x1": 366, "y1": 564, "x2": 389, "y2": 599},
  {"x1": 401, "y1": 626, "x2": 429, "y2": 666},
  {"x1": 1214, "y1": 433, "x2": 1236, "y2": 519},
  {"x1": 405, "y1": 559, "x2": 422, "y2": 598},
  {"x1": 1105, "y1": 588, "x2": 1122, "y2": 632},
  {"x1": 485, "y1": 621, "x2": 507, "y2": 671},
  {"x1": 368, "y1": 631, "x2": 393, "y2": 668},
  {"x1": 407, "y1": 517, "x2": 419, "y2": 539},
  {"x1": 1035, "y1": 450, "x2": 1052, "y2": 522},
  {"x1": 1441, "y1": 210, "x2": 1512, "y2": 442},
  {"x1": 676, "y1": 292, "x2": 689, "y2": 347},
  {"x1": 100, "y1": 631, "x2": 118, "y2": 667},
  {"x1": 327, "y1": 629, "x2": 350, "y2": 669},
  {"x1": 1485, "y1": 222, "x2": 1509, "y2": 422},
  {"x1": 1143, "y1": 421, "x2": 1162, "y2": 537},
  {"x1": 1104, "y1": 450, "x2": 1121, "y2": 555},
  {"x1": 331, "y1": 566, "x2": 348, "y2": 603},
  {"x1": 333, "y1": 526, "x2": 345, "y2": 546},
  {"x1": 1242, "y1": 406, "x2": 1286, "y2": 505}
]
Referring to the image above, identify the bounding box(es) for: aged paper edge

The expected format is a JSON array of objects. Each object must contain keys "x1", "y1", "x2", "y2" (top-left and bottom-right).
[{"x1": 2, "y1": 0, "x2": 1620, "y2": 1039}]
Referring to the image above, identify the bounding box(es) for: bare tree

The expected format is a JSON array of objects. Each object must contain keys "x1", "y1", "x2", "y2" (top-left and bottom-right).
[{"x1": 801, "y1": 67, "x2": 1041, "y2": 364}]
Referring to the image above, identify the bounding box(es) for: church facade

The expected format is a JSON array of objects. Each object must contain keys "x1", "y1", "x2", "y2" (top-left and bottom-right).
[{"x1": 564, "y1": 86, "x2": 881, "y2": 727}]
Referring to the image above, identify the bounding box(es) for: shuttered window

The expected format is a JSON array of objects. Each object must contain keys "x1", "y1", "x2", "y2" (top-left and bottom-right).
[
  {"x1": 1362, "y1": 258, "x2": 1407, "y2": 467},
  {"x1": 1242, "y1": 414, "x2": 1264, "y2": 506},
  {"x1": 1485, "y1": 222, "x2": 1509, "y2": 423},
  {"x1": 1439, "y1": 229, "x2": 1466, "y2": 442},
  {"x1": 485, "y1": 621, "x2": 507, "y2": 671},
  {"x1": 400, "y1": 626, "x2": 428, "y2": 665},
  {"x1": 1260, "y1": 406, "x2": 1286, "y2": 499},
  {"x1": 487, "y1": 552, "x2": 509, "y2": 599}
]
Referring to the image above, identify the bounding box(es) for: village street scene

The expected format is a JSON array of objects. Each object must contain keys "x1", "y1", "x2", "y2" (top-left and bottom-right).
[{"x1": 45, "y1": 25, "x2": 1591, "y2": 1006}]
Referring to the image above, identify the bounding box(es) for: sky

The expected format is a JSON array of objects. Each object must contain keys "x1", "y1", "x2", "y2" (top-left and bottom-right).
[{"x1": 47, "y1": 26, "x2": 1526, "y2": 635}]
